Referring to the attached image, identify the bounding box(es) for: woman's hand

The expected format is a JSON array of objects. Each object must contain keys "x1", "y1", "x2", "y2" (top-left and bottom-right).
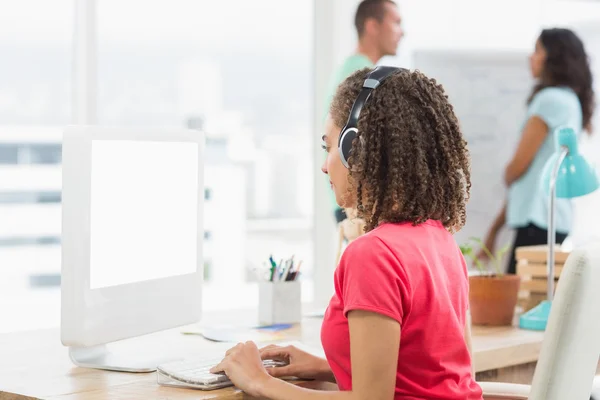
[
  {"x1": 209, "y1": 341, "x2": 272, "y2": 397},
  {"x1": 259, "y1": 344, "x2": 335, "y2": 383}
]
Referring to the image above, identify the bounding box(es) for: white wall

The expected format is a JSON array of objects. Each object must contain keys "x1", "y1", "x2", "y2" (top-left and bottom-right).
[
  {"x1": 321, "y1": 0, "x2": 600, "y2": 73},
  {"x1": 393, "y1": 0, "x2": 600, "y2": 67},
  {"x1": 398, "y1": 0, "x2": 600, "y2": 50},
  {"x1": 568, "y1": 22, "x2": 600, "y2": 248},
  {"x1": 324, "y1": 0, "x2": 548, "y2": 70}
]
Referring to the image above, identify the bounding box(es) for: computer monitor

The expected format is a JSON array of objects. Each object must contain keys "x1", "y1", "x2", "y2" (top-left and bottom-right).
[{"x1": 61, "y1": 126, "x2": 204, "y2": 372}]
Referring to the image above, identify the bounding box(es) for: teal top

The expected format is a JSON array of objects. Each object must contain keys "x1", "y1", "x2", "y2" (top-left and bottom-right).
[
  {"x1": 323, "y1": 54, "x2": 374, "y2": 120},
  {"x1": 506, "y1": 87, "x2": 582, "y2": 233},
  {"x1": 324, "y1": 54, "x2": 374, "y2": 211}
]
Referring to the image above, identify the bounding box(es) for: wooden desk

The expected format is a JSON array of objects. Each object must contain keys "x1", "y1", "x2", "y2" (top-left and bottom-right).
[{"x1": 0, "y1": 310, "x2": 544, "y2": 399}]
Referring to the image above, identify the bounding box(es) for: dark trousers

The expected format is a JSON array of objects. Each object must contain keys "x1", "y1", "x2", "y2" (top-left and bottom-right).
[{"x1": 507, "y1": 223, "x2": 568, "y2": 274}]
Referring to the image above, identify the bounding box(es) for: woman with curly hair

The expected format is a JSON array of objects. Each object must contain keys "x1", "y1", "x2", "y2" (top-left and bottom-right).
[
  {"x1": 210, "y1": 67, "x2": 483, "y2": 399},
  {"x1": 480, "y1": 28, "x2": 595, "y2": 274}
]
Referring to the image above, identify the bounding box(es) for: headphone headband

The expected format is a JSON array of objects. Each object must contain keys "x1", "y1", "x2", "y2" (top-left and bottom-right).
[{"x1": 338, "y1": 66, "x2": 406, "y2": 168}]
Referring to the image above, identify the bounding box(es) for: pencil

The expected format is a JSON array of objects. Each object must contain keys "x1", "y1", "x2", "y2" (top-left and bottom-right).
[{"x1": 293, "y1": 260, "x2": 303, "y2": 281}]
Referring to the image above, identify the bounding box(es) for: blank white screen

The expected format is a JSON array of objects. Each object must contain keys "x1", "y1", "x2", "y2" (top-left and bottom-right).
[{"x1": 90, "y1": 140, "x2": 198, "y2": 289}]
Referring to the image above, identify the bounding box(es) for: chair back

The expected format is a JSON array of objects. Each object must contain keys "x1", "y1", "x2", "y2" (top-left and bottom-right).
[{"x1": 529, "y1": 241, "x2": 600, "y2": 400}]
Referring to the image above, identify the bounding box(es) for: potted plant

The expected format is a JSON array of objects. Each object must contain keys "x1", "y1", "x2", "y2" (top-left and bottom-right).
[{"x1": 460, "y1": 238, "x2": 521, "y2": 326}]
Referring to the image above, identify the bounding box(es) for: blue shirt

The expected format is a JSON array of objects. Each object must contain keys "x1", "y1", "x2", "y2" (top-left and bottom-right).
[{"x1": 507, "y1": 87, "x2": 582, "y2": 233}]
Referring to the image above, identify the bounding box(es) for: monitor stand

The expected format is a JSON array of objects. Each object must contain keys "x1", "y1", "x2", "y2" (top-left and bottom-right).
[{"x1": 69, "y1": 344, "x2": 177, "y2": 373}]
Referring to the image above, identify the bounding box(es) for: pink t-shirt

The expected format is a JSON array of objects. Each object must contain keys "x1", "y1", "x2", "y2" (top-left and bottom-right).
[{"x1": 321, "y1": 221, "x2": 482, "y2": 399}]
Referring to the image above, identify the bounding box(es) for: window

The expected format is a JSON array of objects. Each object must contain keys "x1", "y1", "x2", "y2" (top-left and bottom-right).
[
  {"x1": 0, "y1": 1, "x2": 71, "y2": 333},
  {"x1": 96, "y1": 0, "x2": 315, "y2": 311},
  {"x1": 0, "y1": 0, "x2": 313, "y2": 332}
]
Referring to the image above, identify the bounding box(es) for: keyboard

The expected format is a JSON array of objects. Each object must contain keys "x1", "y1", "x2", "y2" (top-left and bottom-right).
[{"x1": 157, "y1": 357, "x2": 289, "y2": 391}]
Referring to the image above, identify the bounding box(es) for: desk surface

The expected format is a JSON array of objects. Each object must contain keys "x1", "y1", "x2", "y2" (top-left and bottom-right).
[{"x1": 0, "y1": 310, "x2": 544, "y2": 400}]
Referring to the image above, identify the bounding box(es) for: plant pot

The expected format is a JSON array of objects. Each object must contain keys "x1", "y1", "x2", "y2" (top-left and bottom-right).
[{"x1": 469, "y1": 275, "x2": 521, "y2": 326}]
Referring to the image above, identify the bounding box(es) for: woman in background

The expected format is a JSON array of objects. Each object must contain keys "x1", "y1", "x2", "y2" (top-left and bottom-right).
[{"x1": 481, "y1": 28, "x2": 594, "y2": 274}]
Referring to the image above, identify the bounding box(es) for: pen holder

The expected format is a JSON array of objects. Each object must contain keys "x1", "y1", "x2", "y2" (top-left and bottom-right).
[{"x1": 258, "y1": 280, "x2": 302, "y2": 325}]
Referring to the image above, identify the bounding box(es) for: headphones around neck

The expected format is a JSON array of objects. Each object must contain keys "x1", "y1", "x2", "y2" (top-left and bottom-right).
[{"x1": 338, "y1": 66, "x2": 407, "y2": 168}]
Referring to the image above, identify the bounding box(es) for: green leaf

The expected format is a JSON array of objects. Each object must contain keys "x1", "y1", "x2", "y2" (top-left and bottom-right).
[
  {"x1": 472, "y1": 256, "x2": 485, "y2": 273},
  {"x1": 460, "y1": 240, "x2": 485, "y2": 274},
  {"x1": 459, "y1": 244, "x2": 473, "y2": 255},
  {"x1": 469, "y1": 236, "x2": 494, "y2": 261},
  {"x1": 494, "y1": 243, "x2": 511, "y2": 275},
  {"x1": 496, "y1": 243, "x2": 510, "y2": 259}
]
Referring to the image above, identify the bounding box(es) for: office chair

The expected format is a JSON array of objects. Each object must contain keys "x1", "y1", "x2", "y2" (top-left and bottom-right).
[{"x1": 477, "y1": 241, "x2": 600, "y2": 400}]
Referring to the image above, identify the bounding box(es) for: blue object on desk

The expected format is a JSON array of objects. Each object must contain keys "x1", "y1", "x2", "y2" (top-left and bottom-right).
[
  {"x1": 519, "y1": 300, "x2": 552, "y2": 331},
  {"x1": 520, "y1": 126, "x2": 599, "y2": 331},
  {"x1": 256, "y1": 324, "x2": 293, "y2": 331}
]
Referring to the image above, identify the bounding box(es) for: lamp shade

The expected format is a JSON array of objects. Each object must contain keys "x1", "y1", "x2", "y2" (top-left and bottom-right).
[{"x1": 543, "y1": 127, "x2": 600, "y2": 199}]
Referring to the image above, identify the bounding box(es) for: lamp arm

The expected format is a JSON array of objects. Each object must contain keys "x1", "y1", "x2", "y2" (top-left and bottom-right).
[{"x1": 547, "y1": 147, "x2": 568, "y2": 302}]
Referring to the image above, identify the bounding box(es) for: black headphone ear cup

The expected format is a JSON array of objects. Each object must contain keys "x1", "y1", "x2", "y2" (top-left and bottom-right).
[{"x1": 338, "y1": 127, "x2": 357, "y2": 169}]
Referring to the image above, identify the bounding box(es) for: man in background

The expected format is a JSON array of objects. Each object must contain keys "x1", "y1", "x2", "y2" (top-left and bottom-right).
[{"x1": 325, "y1": 0, "x2": 404, "y2": 224}]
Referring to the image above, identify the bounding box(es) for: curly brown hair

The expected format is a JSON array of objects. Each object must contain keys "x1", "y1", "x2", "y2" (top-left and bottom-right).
[{"x1": 329, "y1": 68, "x2": 471, "y2": 233}]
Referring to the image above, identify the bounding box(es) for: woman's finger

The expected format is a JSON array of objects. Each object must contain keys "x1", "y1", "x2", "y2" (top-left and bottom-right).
[
  {"x1": 209, "y1": 361, "x2": 225, "y2": 374},
  {"x1": 266, "y1": 365, "x2": 295, "y2": 378},
  {"x1": 259, "y1": 344, "x2": 279, "y2": 352},
  {"x1": 260, "y1": 348, "x2": 291, "y2": 361}
]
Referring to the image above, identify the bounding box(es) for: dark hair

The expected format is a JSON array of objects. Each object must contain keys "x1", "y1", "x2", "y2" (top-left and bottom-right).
[
  {"x1": 329, "y1": 68, "x2": 471, "y2": 233},
  {"x1": 354, "y1": 0, "x2": 396, "y2": 38},
  {"x1": 528, "y1": 28, "x2": 595, "y2": 133}
]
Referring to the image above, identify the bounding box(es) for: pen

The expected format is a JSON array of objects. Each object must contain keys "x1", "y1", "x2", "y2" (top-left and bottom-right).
[
  {"x1": 269, "y1": 255, "x2": 276, "y2": 281},
  {"x1": 281, "y1": 259, "x2": 292, "y2": 282},
  {"x1": 277, "y1": 259, "x2": 284, "y2": 281},
  {"x1": 266, "y1": 255, "x2": 303, "y2": 281},
  {"x1": 292, "y1": 260, "x2": 302, "y2": 281}
]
